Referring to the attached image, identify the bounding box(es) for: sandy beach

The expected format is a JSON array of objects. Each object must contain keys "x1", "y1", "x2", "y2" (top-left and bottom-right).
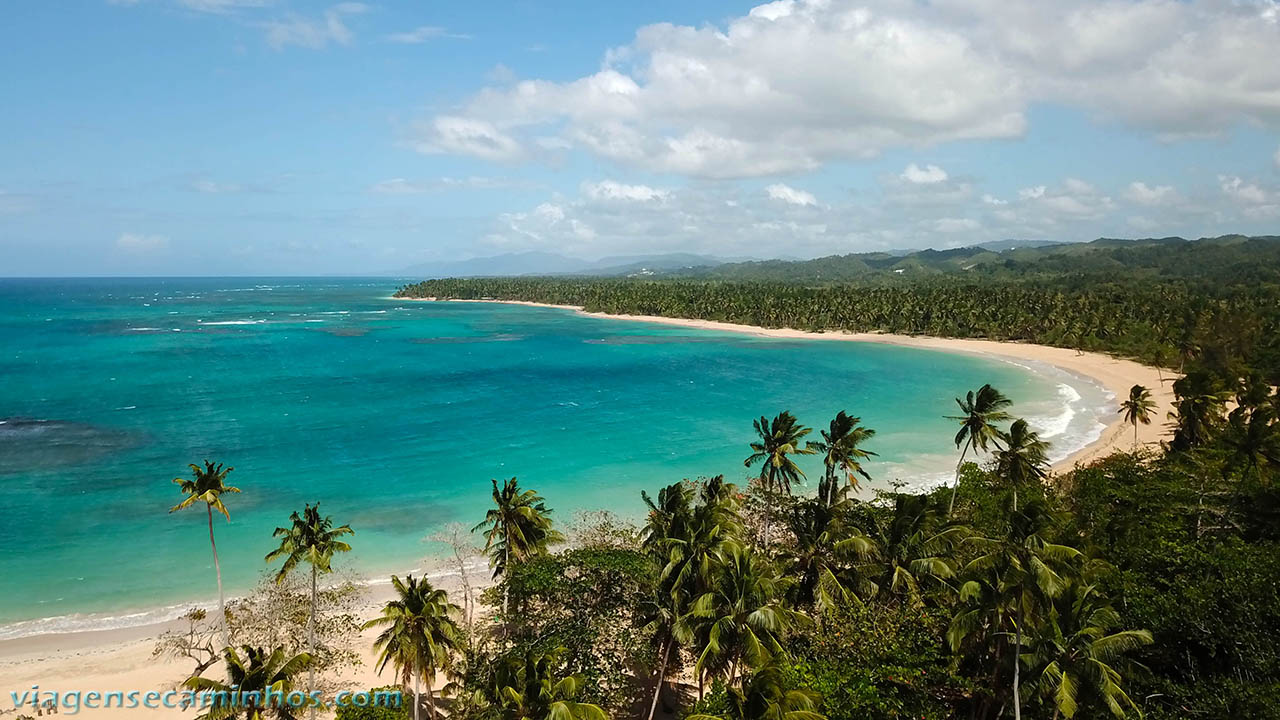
[{"x1": 0, "y1": 298, "x2": 1175, "y2": 715}]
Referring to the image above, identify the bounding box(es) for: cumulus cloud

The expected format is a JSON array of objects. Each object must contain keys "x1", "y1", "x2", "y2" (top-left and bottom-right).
[
  {"x1": 1125, "y1": 181, "x2": 1176, "y2": 206},
  {"x1": 1219, "y1": 175, "x2": 1270, "y2": 205},
  {"x1": 116, "y1": 233, "x2": 170, "y2": 252},
  {"x1": 901, "y1": 164, "x2": 949, "y2": 184},
  {"x1": 582, "y1": 180, "x2": 671, "y2": 202},
  {"x1": 412, "y1": 0, "x2": 1280, "y2": 178},
  {"x1": 766, "y1": 184, "x2": 818, "y2": 206},
  {"x1": 260, "y1": 2, "x2": 365, "y2": 50}
]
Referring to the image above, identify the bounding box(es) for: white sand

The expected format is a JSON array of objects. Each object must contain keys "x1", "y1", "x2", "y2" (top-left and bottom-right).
[{"x1": 0, "y1": 298, "x2": 1175, "y2": 711}]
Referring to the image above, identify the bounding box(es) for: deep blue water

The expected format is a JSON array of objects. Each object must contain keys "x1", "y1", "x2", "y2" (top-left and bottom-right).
[{"x1": 0, "y1": 278, "x2": 1109, "y2": 637}]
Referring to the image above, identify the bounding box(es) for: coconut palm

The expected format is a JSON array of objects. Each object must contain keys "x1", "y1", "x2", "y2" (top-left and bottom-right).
[
  {"x1": 995, "y1": 419, "x2": 1051, "y2": 511},
  {"x1": 745, "y1": 412, "x2": 815, "y2": 497},
  {"x1": 869, "y1": 494, "x2": 965, "y2": 603},
  {"x1": 1168, "y1": 372, "x2": 1227, "y2": 451},
  {"x1": 366, "y1": 575, "x2": 462, "y2": 720},
  {"x1": 779, "y1": 496, "x2": 877, "y2": 610},
  {"x1": 480, "y1": 647, "x2": 608, "y2": 720},
  {"x1": 687, "y1": 662, "x2": 825, "y2": 720},
  {"x1": 949, "y1": 500, "x2": 1082, "y2": 720},
  {"x1": 264, "y1": 504, "x2": 353, "y2": 719},
  {"x1": 170, "y1": 460, "x2": 240, "y2": 646},
  {"x1": 639, "y1": 481, "x2": 696, "y2": 720},
  {"x1": 183, "y1": 645, "x2": 312, "y2": 720},
  {"x1": 472, "y1": 477, "x2": 564, "y2": 633},
  {"x1": 1225, "y1": 404, "x2": 1280, "y2": 486},
  {"x1": 680, "y1": 542, "x2": 804, "y2": 687},
  {"x1": 948, "y1": 385, "x2": 1013, "y2": 514},
  {"x1": 1030, "y1": 584, "x2": 1153, "y2": 719},
  {"x1": 1118, "y1": 385, "x2": 1156, "y2": 452},
  {"x1": 806, "y1": 411, "x2": 877, "y2": 506}
]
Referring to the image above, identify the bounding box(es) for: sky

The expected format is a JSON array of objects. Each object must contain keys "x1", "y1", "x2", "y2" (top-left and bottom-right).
[{"x1": 1, "y1": 0, "x2": 1279, "y2": 276}]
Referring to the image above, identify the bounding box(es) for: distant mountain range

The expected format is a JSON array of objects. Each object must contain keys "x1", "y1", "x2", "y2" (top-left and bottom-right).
[
  {"x1": 388, "y1": 252, "x2": 744, "y2": 279},
  {"x1": 389, "y1": 236, "x2": 1278, "y2": 282}
]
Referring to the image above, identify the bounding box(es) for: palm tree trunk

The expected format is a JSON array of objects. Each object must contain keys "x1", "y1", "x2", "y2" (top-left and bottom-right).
[
  {"x1": 502, "y1": 542, "x2": 511, "y2": 643},
  {"x1": 1013, "y1": 601, "x2": 1023, "y2": 720},
  {"x1": 309, "y1": 564, "x2": 317, "y2": 720},
  {"x1": 949, "y1": 443, "x2": 970, "y2": 515},
  {"x1": 1133, "y1": 421, "x2": 1139, "y2": 452},
  {"x1": 207, "y1": 505, "x2": 228, "y2": 648},
  {"x1": 413, "y1": 674, "x2": 420, "y2": 720},
  {"x1": 647, "y1": 636, "x2": 672, "y2": 720}
]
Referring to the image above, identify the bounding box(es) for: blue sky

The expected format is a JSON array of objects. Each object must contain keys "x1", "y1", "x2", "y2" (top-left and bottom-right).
[{"x1": 1, "y1": 0, "x2": 1278, "y2": 276}]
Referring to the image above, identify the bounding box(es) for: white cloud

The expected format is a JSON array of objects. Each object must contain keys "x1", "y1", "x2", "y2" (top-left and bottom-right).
[
  {"x1": 766, "y1": 184, "x2": 818, "y2": 206},
  {"x1": 981, "y1": 194, "x2": 1008, "y2": 206},
  {"x1": 261, "y1": 3, "x2": 366, "y2": 50},
  {"x1": 1125, "y1": 181, "x2": 1176, "y2": 206},
  {"x1": 1219, "y1": 175, "x2": 1270, "y2": 205},
  {"x1": 385, "y1": 26, "x2": 471, "y2": 43},
  {"x1": 116, "y1": 233, "x2": 170, "y2": 252},
  {"x1": 934, "y1": 217, "x2": 980, "y2": 232},
  {"x1": 1018, "y1": 185, "x2": 1047, "y2": 200},
  {"x1": 901, "y1": 164, "x2": 949, "y2": 184},
  {"x1": 582, "y1": 180, "x2": 670, "y2": 202},
  {"x1": 416, "y1": 116, "x2": 524, "y2": 162},
  {"x1": 413, "y1": 0, "x2": 1280, "y2": 178}
]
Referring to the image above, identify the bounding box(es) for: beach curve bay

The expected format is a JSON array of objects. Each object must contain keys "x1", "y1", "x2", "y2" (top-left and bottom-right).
[{"x1": 0, "y1": 278, "x2": 1113, "y2": 638}]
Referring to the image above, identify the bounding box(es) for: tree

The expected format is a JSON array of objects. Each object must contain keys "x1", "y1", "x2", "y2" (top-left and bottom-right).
[
  {"x1": 478, "y1": 647, "x2": 609, "y2": 720},
  {"x1": 1168, "y1": 372, "x2": 1227, "y2": 451},
  {"x1": 688, "y1": 663, "x2": 825, "y2": 720},
  {"x1": 868, "y1": 493, "x2": 965, "y2": 604},
  {"x1": 950, "y1": 500, "x2": 1082, "y2": 720},
  {"x1": 1118, "y1": 385, "x2": 1156, "y2": 453},
  {"x1": 183, "y1": 645, "x2": 312, "y2": 720},
  {"x1": 779, "y1": 496, "x2": 876, "y2": 610},
  {"x1": 473, "y1": 477, "x2": 564, "y2": 635},
  {"x1": 681, "y1": 542, "x2": 805, "y2": 687},
  {"x1": 948, "y1": 385, "x2": 1013, "y2": 514},
  {"x1": 170, "y1": 460, "x2": 240, "y2": 645},
  {"x1": 639, "y1": 481, "x2": 696, "y2": 720},
  {"x1": 265, "y1": 504, "x2": 353, "y2": 720},
  {"x1": 745, "y1": 412, "x2": 815, "y2": 497},
  {"x1": 366, "y1": 574, "x2": 462, "y2": 720},
  {"x1": 1029, "y1": 584, "x2": 1152, "y2": 719},
  {"x1": 806, "y1": 411, "x2": 877, "y2": 506},
  {"x1": 995, "y1": 419, "x2": 1051, "y2": 510}
]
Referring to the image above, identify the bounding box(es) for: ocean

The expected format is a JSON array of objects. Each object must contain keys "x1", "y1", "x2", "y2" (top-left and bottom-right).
[{"x1": 0, "y1": 277, "x2": 1111, "y2": 637}]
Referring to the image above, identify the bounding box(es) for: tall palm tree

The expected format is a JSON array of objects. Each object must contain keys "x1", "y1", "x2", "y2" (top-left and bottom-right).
[
  {"x1": 472, "y1": 478, "x2": 564, "y2": 629},
  {"x1": 744, "y1": 412, "x2": 815, "y2": 497},
  {"x1": 995, "y1": 419, "x2": 1051, "y2": 511},
  {"x1": 264, "y1": 504, "x2": 353, "y2": 719},
  {"x1": 1030, "y1": 584, "x2": 1153, "y2": 719},
  {"x1": 366, "y1": 574, "x2": 462, "y2": 720},
  {"x1": 779, "y1": 497, "x2": 877, "y2": 610},
  {"x1": 948, "y1": 385, "x2": 1013, "y2": 514},
  {"x1": 806, "y1": 411, "x2": 877, "y2": 506},
  {"x1": 869, "y1": 494, "x2": 965, "y2": 604},
  {"x1": 183, "y1": 645, "x2": 312, "y2": 720},
  {"x1": 949, "y1": 500, "x2": 1082, "y2": 720},
  {"x1": 480, "y1": 647, "x2": 608, "y2": 720},
  {"x1": 687, "y1": 663, "x2": 825, "y2": 720},
  {"x1": 681, "y1": 542, "x2": 804, "y2": 687},
  {"x1": 640, "y1": 482, "x2": 696, "y2": 720},
  {"x1": 170, "y1": 461, "x2": 240, "y2": 646},
  {"x1": 1225, "y1": 404, "x2": 1280, "y2": 487},
  {"x1": 1118, "y1": 385, "x2": 1156, "y2": 453},
  {"x1": 1168, "y1": 372, "x2": 1227, "y2": 451}
]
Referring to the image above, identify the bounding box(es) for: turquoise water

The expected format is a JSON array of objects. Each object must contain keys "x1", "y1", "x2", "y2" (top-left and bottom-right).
[{"x1": 0, "y1": 278, "x2": 1110, "y2": 637}]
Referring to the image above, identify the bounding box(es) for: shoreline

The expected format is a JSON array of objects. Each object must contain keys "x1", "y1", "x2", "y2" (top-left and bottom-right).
[
  {"x1": 406, "y1": 297, "x2": 1176, "y2": 473},
  {"x1": 0, "y1": 296, "x2": 1174, "y2": 697}
]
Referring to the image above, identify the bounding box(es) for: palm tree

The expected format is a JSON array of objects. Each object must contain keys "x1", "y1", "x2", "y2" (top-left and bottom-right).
[
  {"x1": 480, "y1": 647, "x2": 608, "y2": 720},
  {"x1": 1030, "y1": 584, "x2": 1153, "y2": 719},
  {"x1": 183, "y1": 645, "x2": 312, "y2": 720},
  {"x1": 366, "y1": 574, "x2": 462, "y2": 720},
  {"x1": 687, "y1": 663, "x2": 825, "y2": 720},
  {"x1": 995, "y1": 419, "x2": 1051, "y2": 511},
  {"x1": 869, "y1": 494, "x2": 965, "y2": 603},
  {"x1": 170, "y1": 461, "x2": 240, "y2": 646},
  {"x1": 745, "y1": 412, "x2": 815, "y2": 497},
  {"x1": 1225, "y1": 404, "x2": 1280, "y2": 486},
  {"x1": 1118, "y1": 385, "x2": 1156, "y2": 453},
  {"x1": 640, "y1": 482, "x2": 696, "y2": 720},
  {"x1": 779, "y1": 497, "x2": 877, "y2": 610},
  {"x1": 681, "y1": 542, "x2": 804, "y2": 687},
  {"x1": 806, "y1": 411, "x2": 877, "y2": 506},
  {"x1": 264, "y1": 504, "x2": 353, "y2": 719},
  {"x1": 949, "y1": 500, "x2": 1082, "y2": 720},
  {"x1": 472, "y1": 477, "x2": 564, "y2": 631},
  {"x1": 947, "y1": 385, "x2": 1013, "y2": 514},
  {"x1": 1168, "y1": 372, "x2": 1226, "y2": 451}
]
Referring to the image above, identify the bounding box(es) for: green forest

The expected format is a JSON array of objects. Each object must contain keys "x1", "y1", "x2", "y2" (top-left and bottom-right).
[
  {"x1": 156, "y1": 236, "x2": 1280, "y2": 720},
  {"x1": 394, "y1": 235, "x2": 1280, "y2": 382}
]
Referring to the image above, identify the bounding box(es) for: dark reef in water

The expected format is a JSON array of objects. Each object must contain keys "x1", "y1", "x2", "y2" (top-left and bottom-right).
[{"x1": 0, "y1": 418, "x2": 143, "y2": 475}]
